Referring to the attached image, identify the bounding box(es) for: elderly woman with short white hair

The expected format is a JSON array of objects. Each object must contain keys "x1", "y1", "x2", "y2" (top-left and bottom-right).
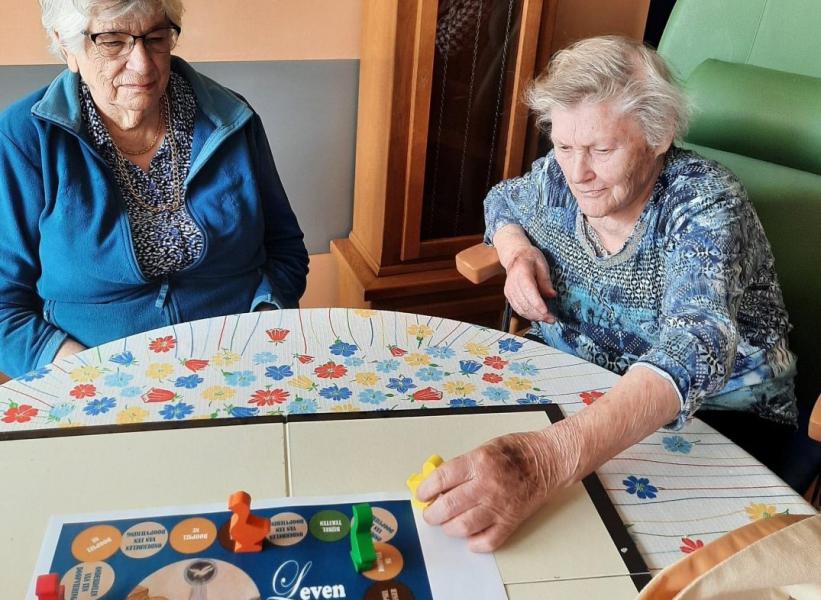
[
  {"x1": 418, "y1": 36, "x2": 797, "y2": 551},
  {"x1": 0, "y1": 0, "x2": 308, "y2": 377}
]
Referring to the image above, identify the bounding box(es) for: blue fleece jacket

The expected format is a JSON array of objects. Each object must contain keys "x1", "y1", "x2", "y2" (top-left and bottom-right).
[{"x1": 0, "y1": 58, "x2": 308, "y2": 377}]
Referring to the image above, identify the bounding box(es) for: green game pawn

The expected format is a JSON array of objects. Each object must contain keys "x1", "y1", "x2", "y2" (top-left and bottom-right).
[{"x1": 350, "y1": 503, "x2": 376, "y2": 572}]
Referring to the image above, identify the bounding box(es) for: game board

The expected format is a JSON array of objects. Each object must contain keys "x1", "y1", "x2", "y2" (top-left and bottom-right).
[{"x1": 30, "y1": 492, "x2": 506, "y2": 600}]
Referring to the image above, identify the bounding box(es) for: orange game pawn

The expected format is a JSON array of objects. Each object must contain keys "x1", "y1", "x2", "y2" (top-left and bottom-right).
[{"x1": 228, "y1": 490, "x2": 271, "y2": 553}]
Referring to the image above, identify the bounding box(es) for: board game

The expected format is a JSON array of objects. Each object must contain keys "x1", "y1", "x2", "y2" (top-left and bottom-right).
[{"x1": 30, "y1": 492, "x2": 506, "y2": 600}]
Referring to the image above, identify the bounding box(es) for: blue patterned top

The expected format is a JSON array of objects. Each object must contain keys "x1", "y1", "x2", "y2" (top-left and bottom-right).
[
  {"x1": 80, "y1": 73, "x2": 203, "y2": 279},
  {"x1": 484, "y1": 147, "x2": 797, "y2": 427}
]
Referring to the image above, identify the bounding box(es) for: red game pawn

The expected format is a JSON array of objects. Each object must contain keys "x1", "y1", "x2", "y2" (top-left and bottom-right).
[
  {"x1": 35, "y1": 573, "x2": 64, "y2": 600},
  {"x1": 228, "y1": 490, "x2": 271, "y2": 553}
]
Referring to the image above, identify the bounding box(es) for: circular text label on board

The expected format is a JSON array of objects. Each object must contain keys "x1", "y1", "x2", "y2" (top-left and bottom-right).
[
  {"x1": 70, "y1": 525, "x2": 122, "y2": 563},
  {"x1": 364, "y1": 580, "x2": 415, "y2": 600},
  {"x1": 120, "y1": 521, "x2": 168, "y2": 559},
  {"x1": 60, "y1": 561, "x2": 115, "y2": 600},
  {"x1": 308, "y1": 509, "x2": 350, "y2": 542},
  {"x1": 170, "y1": 517, "x2": 217, "y2": 554},
  {"x1": 371, "y1": 507, "x2": 399, "y2": 543},
  {"x1": 267, "y1": 511, "x2": 308, "y2": 546},
  {"x1": 362, "y1": 542, "x2": 405, "y2": 581}
]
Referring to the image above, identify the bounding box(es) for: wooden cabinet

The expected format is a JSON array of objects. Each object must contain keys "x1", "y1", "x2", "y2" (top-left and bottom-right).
[{"x1": 332, "y1": 0, "x2": 650, "y2": 326}]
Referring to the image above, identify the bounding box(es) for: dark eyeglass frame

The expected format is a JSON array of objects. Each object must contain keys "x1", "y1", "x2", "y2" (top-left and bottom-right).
[{"x1": 83, "y1": 22, "x2": 182, "y2": 56}]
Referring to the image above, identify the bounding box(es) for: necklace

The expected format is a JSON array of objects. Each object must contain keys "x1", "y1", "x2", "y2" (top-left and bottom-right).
[
  {"x1": 114, "y1": 95, "x2": 185, "y2": 215},
  {"x1": 583, "y1": 218, "x2": 612, "y2": 257},
  {"x1": 114, "y1": 105, "x2": 164, "y2": 156}
]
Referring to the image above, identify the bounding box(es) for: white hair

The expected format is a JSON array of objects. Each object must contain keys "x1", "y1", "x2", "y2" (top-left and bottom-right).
[
  {"x1": 525, "y1": 35, "x2": 690, "y2": 149},
  {"x1": 39, "y1": 0, "x2": 184, "y2": 61}
]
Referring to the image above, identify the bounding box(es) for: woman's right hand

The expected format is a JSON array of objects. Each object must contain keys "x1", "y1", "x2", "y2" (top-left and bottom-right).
[{"x1": 503, "y1": 245, "x2": 557, "y2": 323}]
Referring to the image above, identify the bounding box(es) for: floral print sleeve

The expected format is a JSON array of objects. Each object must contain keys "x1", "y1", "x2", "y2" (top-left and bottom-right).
[{"x1": 483, "y1": 157, "x2": 548, "y2": 245}]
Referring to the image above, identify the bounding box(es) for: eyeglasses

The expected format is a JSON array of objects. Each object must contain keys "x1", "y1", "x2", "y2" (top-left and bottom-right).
[{"x1": 84, "y1": 23, "x2": 181, "y2": 59}]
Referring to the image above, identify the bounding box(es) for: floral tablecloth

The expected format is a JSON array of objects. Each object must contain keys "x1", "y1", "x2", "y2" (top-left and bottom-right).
[{"x1": 1, "y1": 309, "x2": 814, "y2": 572}]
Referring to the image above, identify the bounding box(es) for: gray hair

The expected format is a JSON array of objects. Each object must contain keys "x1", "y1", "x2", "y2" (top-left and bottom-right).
[
  {"x1": 525, "y1": 35, "x2": 690, "y2": 149},
  {"x1": 39, "y1": 0, "x2": 184, "y2": 60}
]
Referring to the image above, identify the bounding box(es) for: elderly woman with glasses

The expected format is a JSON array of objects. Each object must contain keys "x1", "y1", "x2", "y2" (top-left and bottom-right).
[
  {"x1": 417, "y1": 36, "x2": 797, "y2": 552},
  {"x1": 0, "y1": 0, "x2": 308, "y2": 377}
]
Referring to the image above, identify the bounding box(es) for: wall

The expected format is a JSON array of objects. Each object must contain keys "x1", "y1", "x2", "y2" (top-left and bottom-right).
[{"x1": 0, "y1": 0, "x2": 362, "y2": 256}]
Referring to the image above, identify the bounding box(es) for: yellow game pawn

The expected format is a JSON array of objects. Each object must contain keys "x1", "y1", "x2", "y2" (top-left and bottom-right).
[{"x1": 406, "y1": 454, "x2": 444, "y2": 508}]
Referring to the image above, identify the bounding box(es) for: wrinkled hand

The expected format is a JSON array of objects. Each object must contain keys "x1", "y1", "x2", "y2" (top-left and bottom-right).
[
  {"x1": 503, "y1": 247, "x2": 557, "y2": 323},
  {"x1": 416, "y1": 431, "x2": 562, "y2": 552}
]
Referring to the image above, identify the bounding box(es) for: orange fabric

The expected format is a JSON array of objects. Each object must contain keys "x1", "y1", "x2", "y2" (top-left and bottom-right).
[{"x1": 638, "y1": 515, "x2": 808, "y2": 599}]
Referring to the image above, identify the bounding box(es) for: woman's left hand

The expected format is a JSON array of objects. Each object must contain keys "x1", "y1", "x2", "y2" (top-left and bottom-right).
[{"x1": 416, "y1": 429, "x2": 573, "y2": 552}]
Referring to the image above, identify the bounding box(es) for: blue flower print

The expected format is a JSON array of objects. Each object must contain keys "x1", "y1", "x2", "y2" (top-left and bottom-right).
[
  {"x1": 265, "y1": 365, "x2": 294, "y2": 381},
  {"x1": 121, "y1": 386, "x2": 143, "y2": 398},
  {"x1": 289, "y1": 398, "x2": 318, "y2": 414},
  {"x1": 623, "y1": 476, "x2": 658, "y2": 499},
  {"x1": 376, "y1": 359, "x2": 400, "y2": 373},
  {"x1": 174, "y1": 374, "x2": 203, "y2": 389},
  {"x1": 387, "y1": 376, "x2": 416, "y2": 393},
  {"x1": 509, "y1": 361, "x2": 538, "y2": 376},
  {"x1": 160, "y1": 402, "x2": 194, "y2": 420},
  {"x1": 329, "y1": 339, "x2": 359, "y2": 357},
  {"x1": 319, "y1": 385, "x2": 352, "y2": 401},
  {"x1": 228, "y1": 406, "x2": 259, "y2": 418},
  {"x1": 344, "y1": 356, "x2": 365, "y2": 367},
  {"x1": 83, "y1": 396, "x2": 117, "y2": 416},
  {"x1": 416, "y1": 367, "x2": 444, "y2": 382},
  {"x1": 109, "y1": 351, "x2": 136, "y2": 366},
  {"x1": 516, "y1": 393, "x2": 551, "y2": 405},
  {"x1": 18, "y1": 367, "x2": 50, "y2": 382},
  {"x1": 498, "y1": 338, "x2": 524, "y2": 353},
  {"x1": 663, "y1": 435, "x2": 694, "y2": 454},
  {"x1": 459, "y1": 360, "x2": 482, "y2": 376},
  {"x1": 449, "y1": 398, "x2": 478, "y2": 408},
  {"x1": 224, "y1": 370, "x2": 257, "y2": 387},
  {"x1": 253, "y1": 351, "x2": 277, "y2": 365},
  {"x1": 104, "y1": 372, "x2": 134, "y2": 388},
  {"x1": 48, "y1": 403, "x2": 74, "y2": 420},
  {"x1": 482, "y1": 388, "x2": 511, "y2": 402},
  {"x1": 425, "y1": 346, "x2": 455, "y2": 360},
  {"x1": 359, "y1": 389, "x2": 388, "y2": 405}
]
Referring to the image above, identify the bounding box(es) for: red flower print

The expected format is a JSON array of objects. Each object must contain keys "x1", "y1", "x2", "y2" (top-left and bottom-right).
[
  {"x1": 314, "y1": 361, "x2": 348, "y2": 379},
  {"x1": 294, "y1": 354, "x2": 314, "y2": 364},
  {"x1": 2, "y1": 404, "x2": 38, "y2": 423},
  {"x1": 141, "y1": 388, "x2": 177, "y2": 403},
  {"x1": 680, "y1": 537, "x2": 704, "y2": 554},
  {"x1": 184, "y1": 358, "x2": 209, "y2": 372},
  {"x1": 266, "y1": 328, "x2": 290, "y2": 343},
  {"x1": 249, "y1": 388, "x2": 289, "y2": 406},
  {"x1": 149, "y1": 336, "x2": 176, "y2": 353},
  {"x1": 580, "y1": 390, "x2": 604, "y2": 405},
  {"x1": 388, "y1": 345, "x2": 407, "y2": 357},
  {"x1": 412, "y1": 387, "x2": 443, "y2": 402},
  {"x1": 483, "y1": 355, "x2": 508, "y2": 370},
  {"x1": 70, "y1": 384, "x2": 96, "y2": 399},
  {"x1": 482, "y1": 373, "x2": 503, "y2": 384}
]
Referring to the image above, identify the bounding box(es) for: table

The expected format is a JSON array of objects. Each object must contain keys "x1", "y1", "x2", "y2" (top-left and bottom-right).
[{"x1": 1, "y1": 309, "x2": 815, "y2": 596}]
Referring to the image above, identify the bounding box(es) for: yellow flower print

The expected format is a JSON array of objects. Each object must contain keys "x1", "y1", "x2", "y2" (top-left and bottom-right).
[
  {"x1": 464, "y1": 342, "x2": 490, "y2": 358},
  {"x1": 404, "y1": 353, "x2": 431, "y2": 367},
  {"x1": 504, "y1": 376, "x2": 532, "y2": 391},
  {"x1": 69, "y1": 365, "x2": 102, "y2": 383},
  {"x1": 443, "y1": 380, "x2": 476, "y2": 396},
  {"x1": 354, "y1": 309, "x2": 377, "y2": 318},
  {"x1": 116, "y1": 406, "x2": 149, "y2": 425},
  {"x1": 354, "y1": 372, "x2": 379, "y2": 386},
  {"x1": 145, "y1": 363, "x2": 174, "y2": 380},
  {"x1": 58, "y1": 422, "x2": 82, "y2": 429},
  {"x1": 331, "y1": 403, "x2": 361, "y2": 413},
  {"x1": 202, "y1": 386, "x2": 236, "y2": 402},
  {"x1": 211, "y1": 349, "x2": 241, "y2": 367},
  {"x1": 745, "y1": 503, "x2": 780, "y2": 521},
  {"x1": 289, "y1": 375, "x2": 318, "y2": 391},
  {"x1": 407, "y1": 324, "x2": 434, "y2": 339}
]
